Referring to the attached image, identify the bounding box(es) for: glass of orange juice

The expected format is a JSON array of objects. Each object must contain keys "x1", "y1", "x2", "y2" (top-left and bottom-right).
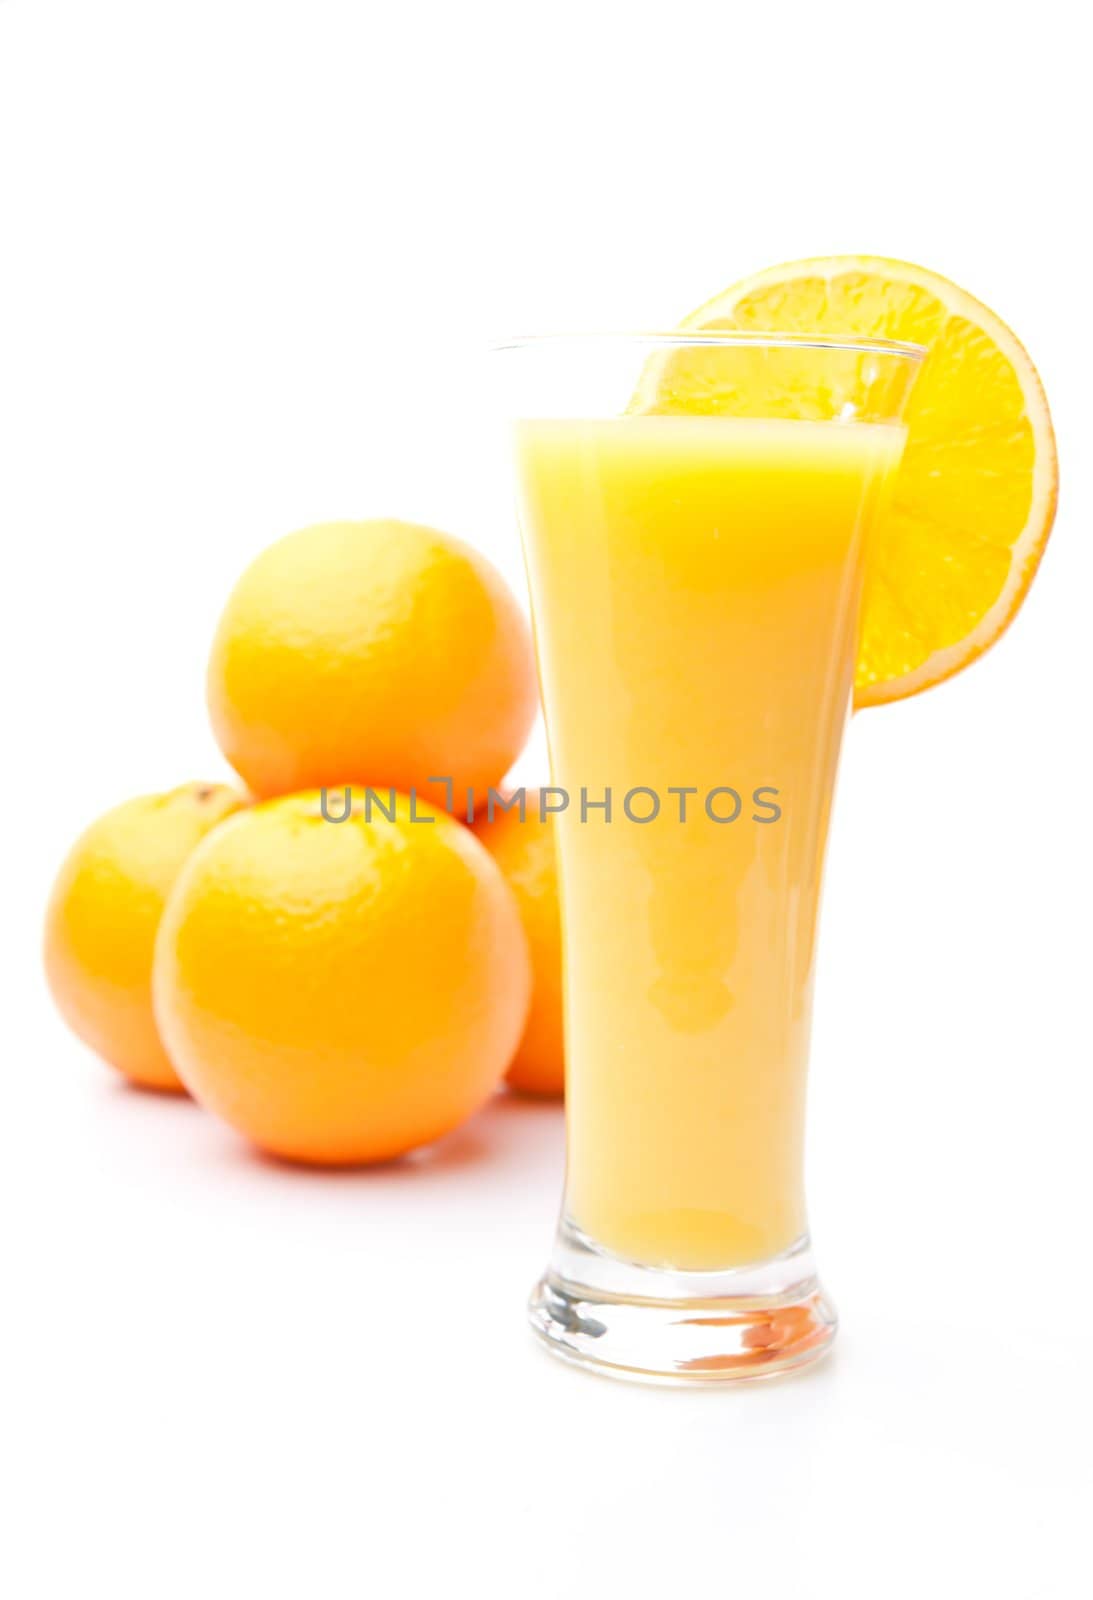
[{"x1": 498, "y1": 333, "x2": 924, "y2": 1383}]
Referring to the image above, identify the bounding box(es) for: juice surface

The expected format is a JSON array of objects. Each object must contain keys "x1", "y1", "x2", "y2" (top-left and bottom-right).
[{"x1": 515, "y1": 415, "x2": 905, "y2": 1270}]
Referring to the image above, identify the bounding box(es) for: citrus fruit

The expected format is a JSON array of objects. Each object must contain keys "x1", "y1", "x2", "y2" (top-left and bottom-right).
[
  {"x1": 635, "y1": 257, "x2": 1057, "y2": 705},
  {"x1": 207, "y1": 519, "x2": 538, "y2": 814},
  {"x1": 153, "y1": 790, "x2": 532, "y2": 1165},
  {"x1": 474, "y1": 791, "x2": 563, "y2": 1097},
  {"x1": 43, "y1": 782, "x2": 247, "y2": 1091}
]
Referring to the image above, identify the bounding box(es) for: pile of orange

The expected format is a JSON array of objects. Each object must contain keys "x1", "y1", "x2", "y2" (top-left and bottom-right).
[
  {"x1": 45, "y1": 519, "x2": 565, "y2": 1166},
  {"x1": 44, "y1": 259, "x2": 1056, "y2": 1168}
]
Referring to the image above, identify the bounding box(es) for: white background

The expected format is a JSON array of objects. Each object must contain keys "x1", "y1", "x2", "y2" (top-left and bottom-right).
[{"x1": 2, "y1": 3, "x2": 1091, "y2": 1596}]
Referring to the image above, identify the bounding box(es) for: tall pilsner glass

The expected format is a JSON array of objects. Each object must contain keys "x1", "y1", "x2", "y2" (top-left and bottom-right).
[{"x1": 499, "y1": 333, "x2": 923, "y2": 1383}]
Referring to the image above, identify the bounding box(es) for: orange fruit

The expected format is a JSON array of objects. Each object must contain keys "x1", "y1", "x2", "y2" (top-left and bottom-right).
[
  {"x1": 207, "y1": 519, "x2": 538, "y2": 815},
  {"x1": 153, "y1": 790, "x2": 531, "y2": 1165},
  {"x1": 474, "y1": 791, "x2": 563, "y2": 1097},
  {"x1": 43, "y1": 783, "x2": 247, "y2": 1091},
  {"x1": 637, "y1": 256, "x2": 1058, "y2": 705}
]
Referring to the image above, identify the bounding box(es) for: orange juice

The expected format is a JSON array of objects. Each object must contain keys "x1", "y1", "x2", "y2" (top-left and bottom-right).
[{"x1": 515, "y1": 415, "x2": 905, "y2": 1270}]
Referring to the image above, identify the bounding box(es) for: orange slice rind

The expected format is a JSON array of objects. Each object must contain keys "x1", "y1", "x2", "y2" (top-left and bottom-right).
[{"x1": 635, "y1": 257, "x2": 1058, "y2": 706}]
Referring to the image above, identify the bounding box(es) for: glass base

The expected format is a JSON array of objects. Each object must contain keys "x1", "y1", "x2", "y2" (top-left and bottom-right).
[{"x1": 528, "y1": 1219, "x2": 837, "y2": 1385}]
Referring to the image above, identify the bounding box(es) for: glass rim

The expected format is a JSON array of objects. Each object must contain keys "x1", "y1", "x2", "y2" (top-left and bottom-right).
[{"x1": 492, "y1": 330, "x2": 927, "y2": 360}]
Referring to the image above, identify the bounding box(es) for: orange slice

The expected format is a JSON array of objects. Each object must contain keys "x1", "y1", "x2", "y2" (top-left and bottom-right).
[{"x1": 636, "y1": 257, "x2": 1058, "y2": 706}]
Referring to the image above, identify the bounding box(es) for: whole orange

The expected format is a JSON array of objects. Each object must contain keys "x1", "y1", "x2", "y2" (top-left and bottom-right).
[
  {"x1": 475, "y1": 791, "x2": 564, "y2": 1097},
  {"x1": 153, "y1": 790, "x2": 532, "y2": 1164},
  {"x1": 43, "y1": 783, "x2": 247, "y2": 1091},
  {"x1": 206, "y1": 519, "x2": 538, "y2": 815}
]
